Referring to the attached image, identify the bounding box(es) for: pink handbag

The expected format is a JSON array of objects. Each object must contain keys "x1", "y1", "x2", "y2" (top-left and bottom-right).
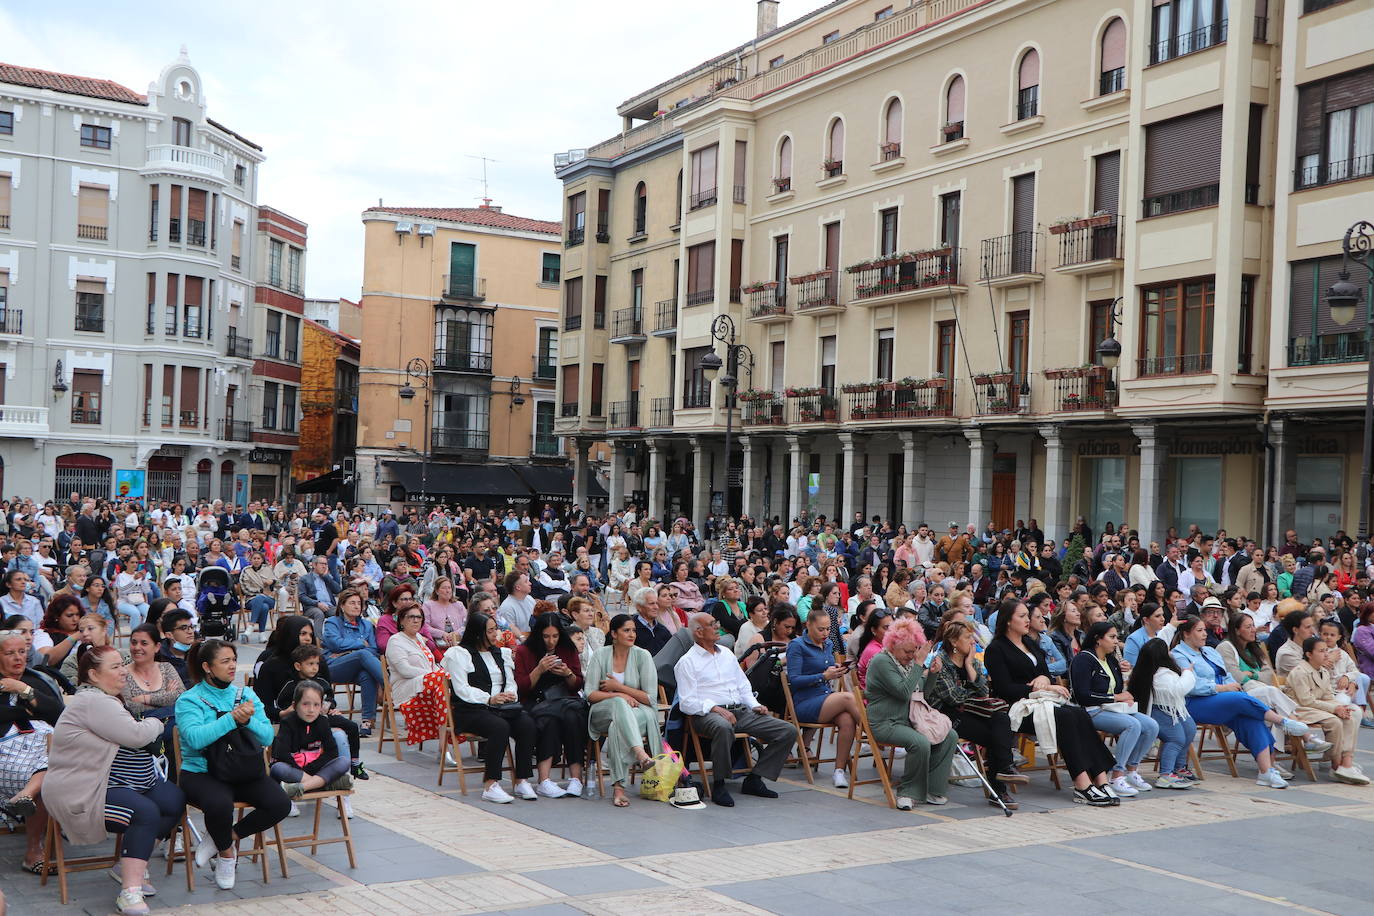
[{"x1": 908, "y1": 689, "x2": 952, "y2": 743}]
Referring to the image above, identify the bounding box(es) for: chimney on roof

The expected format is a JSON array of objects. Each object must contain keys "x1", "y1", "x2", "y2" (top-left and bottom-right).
[
  {"x1": 477, "y1": 198, "x2": 501, "y2": 212},
  {"x1": 757, "y1": 0, "x2": 779, "y2": 36}
]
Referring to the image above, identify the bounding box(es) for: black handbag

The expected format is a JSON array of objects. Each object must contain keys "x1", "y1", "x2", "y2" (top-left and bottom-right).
[{"x1": 199, "y1": 691, "x2": 266, "y2": 784}]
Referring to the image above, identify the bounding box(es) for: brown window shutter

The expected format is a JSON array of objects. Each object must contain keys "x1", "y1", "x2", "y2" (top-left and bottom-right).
[
  {"x1": 1101, "y1": 19, "x2": 1127, "y2": 72},
  {"x1": 885, "y1": 99, "x2": 902, "y2": 144},
  {"x1": 828, "y1": 120, "x2": 844, "y2": 161},
  {"x1": 188, "y1": 188, "x2": 206, "y2": 221},
  {"x1": 1093, "y1": 152, "x2": 1121, "y2": 213},
  {"x1": 562, "y1": 364, "x2": 579, "y2": 401},
  {"x1": 947, "y1": 77, "x2": 965, "y2": 123},
  {"x1": 729, "y1": 239, "x2": 744, "y2": 295},
  {"x1": 78, "y1": 185, "x2": 109, "y2": 227},
  {"x1": 1018, "y1": 50, "x2": 1040, "y2": 90},
  {"x1": 1144, "y1": 106, "x2": 1223, "y2": 197},
  {"x1": 778, "y1": 137, "x2": 792, "y2": 178},
  {"x1": 1296, "y1": 84, "x2": 1324, "y2": 160},
  {"x1": 0, "y1": 175, "x2": 10, "y2": 215},
  {"x1": 75, "y1": 278, "x2": 105, "y2": 296},
  {"x1": 180, "y1": 366, "x2": 199, "y2": 415},
  {"x1": 170, "y1": 184, "x2": 182, "y2": 212},
  {"x1": 1012, "y1": 175, "x2": 1036, "y2": 234}
]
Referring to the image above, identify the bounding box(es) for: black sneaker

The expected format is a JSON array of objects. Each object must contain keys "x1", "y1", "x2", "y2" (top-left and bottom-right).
[
  {"x1": 740, "y1": 774, "x2": 778, "y2": 799},
  {"x1": 1074, "y1": 787, "x2": 1112, "y2": 807},
  {"x1": 351, "y1": 762, "x2": 370, "y2": 781}
]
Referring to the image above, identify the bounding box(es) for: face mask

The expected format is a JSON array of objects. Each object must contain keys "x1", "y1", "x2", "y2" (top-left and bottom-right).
[
  {"x1": 173, "y1": 640, "x2": 193, "y2": 653},
  {"x1": 208, "y1": 674, "x2": 233, "y2": 690}
]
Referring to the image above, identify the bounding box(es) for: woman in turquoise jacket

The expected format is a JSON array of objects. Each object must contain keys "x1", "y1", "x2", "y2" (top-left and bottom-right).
[{"x1": 174, "y1": 638, "x2": 289, "y2": 891}]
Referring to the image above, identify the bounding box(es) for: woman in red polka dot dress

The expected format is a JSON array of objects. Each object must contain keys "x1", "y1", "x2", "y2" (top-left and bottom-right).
[{"x1": 384, "y1": 603, "x2": 450, "y2": 744}]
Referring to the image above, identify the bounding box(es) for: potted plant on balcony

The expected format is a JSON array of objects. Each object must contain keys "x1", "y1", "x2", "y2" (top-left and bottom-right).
[
  {"x1": 840, "y1": 381, "x2": 877, "y2": 393},
  {"x1": 1079, "y1": 210, "x2": 1114, "y2": 229},
  {"x1": 738, "y1": 388, "x2": 775, "y2": 403},
  {"x1": 1048, "y1": 216, "x2": 1076, "y2": 235},
  {"x1": 799, "y1": 404, "x2": 821, "y2": 422},
  {"x1": 920, "y1": 376, "x2": 948, "y2": 389},
  {"x1": 1043, "y1": 367, "x2": 1071, "y2": 380},
  {"x1": 942, "y1": 122, "x2": 963, "y2": 138},
  {"x1": 741, "y1": 280, "x2": 776, "y2": 295},
  {"x1": 772, "y1": 177, "x2": 792, "y2": 193},
  {"x1": 784, "y1": 386, "x2": 823, "y2": 398},
  {"x1": 1061, "y1": 391, "x2": 1083, "y2": 409},
  {"x1": 987, "y1": 397, "x2": 1010, "y2": 412},
  {"x1": 851, "y1": 405, "x2": 867, "y2": 420},
  {"x1": 880, "y1": 141, "x2": 901, "y2": 159},
  {"x1": 819, "y1": 393, "x2": 839, "y2": 421},
  {"x1": 822, "y1": 158, "x2": 843, "y2": 177}
]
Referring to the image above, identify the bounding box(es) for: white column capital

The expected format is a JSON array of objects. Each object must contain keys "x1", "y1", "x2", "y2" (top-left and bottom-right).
[
  {"x1": 837, "y1": 432, "x2": 861, "y2": 450},
  {"x1": 1131, "y1": 423, "x2": 1159, "y2": 444},
  {"x1": 963, "y1": 427, "x2": 985, "y2": 447},
  {"x1": 786, "y1": 435, "x2": 805, "y2": 454},
  {"x1": 1037, "y1": 424, "x2": 1065, "y2": 445}
]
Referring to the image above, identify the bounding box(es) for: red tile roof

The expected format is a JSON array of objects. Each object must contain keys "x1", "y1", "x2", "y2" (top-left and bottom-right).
[
  {"x1": 366, "y1": 206, "x2": 559, "y2": 236},
  {"x1": 0, "y1": 62, "x2": 146, "y2": 105},
  {"x1": 206, "y1": 117, "x2": 263, "y2": 151}
]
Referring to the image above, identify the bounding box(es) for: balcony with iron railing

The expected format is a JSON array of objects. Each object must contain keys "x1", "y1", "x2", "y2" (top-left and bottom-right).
[
  {"x1": 187, "y1": 220, "x2": 207, "y2": 246},
  {"x1": 168, "y1": 218, "x2": 181, "y2": 243},
  {"x1": 746, "y1": 283, "x2": 790, "y2": 323},
  {"x1": 230, "y1": 254, "x2": 241, "y2": 271},
  {"x1": 771, "y1": 177, "x2": 792, "y2": 194},
  {"x1": 0, "y1": 214, "x2": 9, "y2": 230},
  {"x1": 0, "y1": 309, "x2": 22, "y2": 335},
  {"x1": 1295, "y1": 155, "x2": 1374, "y2": 191},
  {"x1": 75, "y1": 309, "x2": 104, "y2": 333},
  {"x1": 1046, "y1": 366, "x2": 1118, "y2": 413},
  {"x1": 790, "y1": 271, "x2": 843, "y2": 315},
  {"x1": 972, "y1": 372, "x2": 1030, "y2": 417},
  {"x1": 741, "y1": 393, "x2": 785, "y2": 426},
  {"x1": 441, "y1": 274, "x2": 487, "y2": 302},
  {"x1": 432, "y1": 427, "x2": 490, "y2": 454},
  {"x1": 218, "y1": 418, "x2": 253, "y2": 442},
  {"x1": 77, "y1": 223, "x2": 107, "y2": 241},
  {"x1": 685, "y1": 287, "x2": 714, "y2": 307},
  {"x1": 564, "y1": 313, "x2": 582, "y2": 332},
  {"x1": 689, "y1": 188, "x2": 718, "y2": 211},
  {"x1": 433, "y1": 348, "x2": 494, "y2": 373},
  {"x1": 225, "y1": 330, "x2": 253, "y2": 359},
  {"x1": 71, "y1": 407, "x2": 102, "y2": 424},
  {"x1": 336, "y1": 388, "x2": 359, "y2": 412},
  {"x1": 942, "y1": 121, "x2": 964, "y2": 143},
  {"x1": 1288, "y1": 335, "x2": 1367, "y2": 367},
  {"x1": 848, "y1": 247, "x2": 965, "y2": 304},
  {"x1": 842, "y1": 379, "x2": 955, "y2": 422},
  {"x1": 183, "y1": 320, "x2": 202, "y2": 339},
  {"x1": 535, "y1": 358, "x2": 557, "y2": 381},
  {"x1": 608, "y1": 398, "x2": 641, "y2": 430},
  {"x1": 784, "y1": 387, "x2": 839, "y2": 424},
  {"x1": 880, "y1": 142, "x2": 902, "y2": 161},
  {"x1": 560, "y1": 400, "x2": 580, "y2": 418},
  {"x1": 1099, "y1": 68, "x2": 1126, "y2": 96},
  {"x1": 566, "y1": 226, "x2": 585, "y2": 246},
  {"x1": 980, "y1": 232, "x2": 1041, "y2": 284},
  {"x1": 596, "y1": 214, "x2": 610, "y2": 243},
  {"x1": 654, "y1": 298, "x2": 677, "y2": 335},
  {"x1": 532, "y1": 435, "x2": 562, "y2": 457},
  {"x1": 1053, "y1": 217, "x2": 1122, "y2": 272},
  {"x1": 179, "y1": 410, "x2": 200, "y2": 429},
  {"x1": 1142, "y1": 183, "x2": 1221, "y2": 217},
  {"x1": 649, "y1": 396, "x2": 673, "y2": 427},
  {"x1": 1150, "y1": 18, "x2": 1227, "y2": 65},
  {"x1": 610, "y1": 306, "x2": 646, "y2": 343},
  {"x1": 1015, "y1": 86, "x2": 1039, "y2": 121},
  {"x1": 1136, "y1": 352, "x2": 1213, "y2": 377}
]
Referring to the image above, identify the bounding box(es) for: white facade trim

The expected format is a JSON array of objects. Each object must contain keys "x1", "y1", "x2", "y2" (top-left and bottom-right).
[
  {"x1": 68, "y1": 256, "x2": 115, "y2": 291},
  {"x1": 71, "y1": 165, "x2": 119, "y2": 200}
]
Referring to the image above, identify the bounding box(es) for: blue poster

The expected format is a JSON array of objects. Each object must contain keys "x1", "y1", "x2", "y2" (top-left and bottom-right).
[
  {"x1": 236, "y1": 474, "x2": 248, "y2": 501},
  {"x1": 115, "y1": 469, "x2": 146, "y2": 499}
]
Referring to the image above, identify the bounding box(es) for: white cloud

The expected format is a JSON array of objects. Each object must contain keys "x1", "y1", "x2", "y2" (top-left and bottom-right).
[{"x1": 6, "y1": 0, "x2": 764, "y2": 298}]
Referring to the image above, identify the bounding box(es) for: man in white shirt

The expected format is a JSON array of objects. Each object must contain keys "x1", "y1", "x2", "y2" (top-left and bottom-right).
[
  {"x1": 674, "y1": 613, "x2": 797, "y2": 807},
  {"x1": 912, "y1": 525, "x2": 936, "y2": 569}
]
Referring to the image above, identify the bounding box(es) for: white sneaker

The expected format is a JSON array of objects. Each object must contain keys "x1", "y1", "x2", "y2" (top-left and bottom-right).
[
  {"x1": 481, "y1": 783, "x2": 514, "y2": 804},
  {"x1": 1110, "y1": 775, "x2": 1139, "y2": 797},
  {"x1": 513, "y1": 780, "x2": 538, "y2": 800},
  {"x1": 1125, "y1": 771, "x2": 1153, "y2": 792},
  {"x1": 895, "y1": 796, "x2": 914, "y2": 810},
  {"x1": 535, "y1": 778, "x2": 567, "y2": 798},
  {"x1": 341, "y1": 797, "x2": 355, "y2": 818},
  {"x1": 893, "y1": 747, "x2": 907, "y2": 758},
  {"x1": 444, "y1": 751, "x2": 458, "y2": 767},
  {"x1": 832, "y1": 768, "x2": 849, "y2": 789},
  {"x1": 565, "y1": 777, "x2": 584, "y2": 798},
  {"x1": 1281, "y1": 718, "x2": 1310, "y2": 738},
  {"x1": 213, "y1": 855, "x2": 237, "y2": 890},
  {"x1": 1304, "y1": 736, "x2": 1333, "y2": 754},
  {"x1": 288, "y1": 801, "x2": 301, "y2": 818},
  {"x1": 1257, "y1": 768, "x2": 1289, "y2": 789},
  {"x1": 193, "y1": 835, "x2": 218, "y2": 869},
  {"x1": 1334, "y1": 765, "x2": 1371, "y2": 785},
  {"x1": 109, "y1": 865, "x2": 155, "y2": 896},
  {"x1": 115, "y1": 888, "x2": 150, "y2": 915}
]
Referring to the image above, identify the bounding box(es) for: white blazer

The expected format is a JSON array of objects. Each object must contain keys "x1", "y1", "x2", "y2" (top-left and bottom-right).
[{"x1": 385, "y1": 631, "x2": 440, "y2": 706}]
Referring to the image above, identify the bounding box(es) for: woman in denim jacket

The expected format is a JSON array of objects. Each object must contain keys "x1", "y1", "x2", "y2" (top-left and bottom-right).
[{"x1": 1170, "y1": 615, "x2": 1310, "y2": 789}]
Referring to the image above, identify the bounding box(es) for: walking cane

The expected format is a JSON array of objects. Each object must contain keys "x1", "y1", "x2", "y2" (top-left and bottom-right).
[{"x1": 955, "y1": 741, "x2": 1013, "y2": 817}]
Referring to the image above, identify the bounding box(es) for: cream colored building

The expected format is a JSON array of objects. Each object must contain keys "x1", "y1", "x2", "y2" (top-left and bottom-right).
[
  {"x1": 553, "y1": 0, "x2": 1374, "y2": 546},
  {"x1": 356, "y1": 205, "x2": 596, "y2": 509}
]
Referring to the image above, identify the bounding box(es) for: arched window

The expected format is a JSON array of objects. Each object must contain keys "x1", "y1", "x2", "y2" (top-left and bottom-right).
[
  {"x1": 775, "y1": 136, "x2": 792, "y2": 192},
  {"x1": 882, "y1": 98, "x2": 903, "y2": 159},
  {"x1": 1100, "y1": 19, "x2": 1126, "y2": 95},
  {"x1": 1017, "y1": 50, "x2": 1040, "y2": 120},
  {"x1": 825, "y1": 118, "x2": 845, "y2": 176},
  {"x1": 633, "y1": 182, "x2": 647, "y2": 235},
  {"x1": 945, "y1": 76, "x2": 966, "y2": 141},
  {"x1": 54, "y1": 453, "x2": 111, "y2": 500},
  {"x1": 434, "y1": 306, "x2": 495, "y2": 373},
  {"x1": 195, "y1": 458, "x2": 212, "y2": 502}
]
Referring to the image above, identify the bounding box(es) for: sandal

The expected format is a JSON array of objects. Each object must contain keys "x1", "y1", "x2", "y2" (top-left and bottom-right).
[
  {"x1": 21, "y1": 859, "x2": 46, "y2": 875},
  {"x1": 0, "y1": 796, "x2": 36, "y2": 818},
  {"x1": 612, "y1": 791, "x2": 630, "y2": 808}
]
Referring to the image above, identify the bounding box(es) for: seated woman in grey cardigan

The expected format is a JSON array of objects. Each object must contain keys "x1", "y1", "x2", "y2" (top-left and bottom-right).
[
  {"x1": 43, "y1": 645, "x2": 186, "y2": 916},
  {"x1": 585, "y1": 613, "x2": 661, "y2": 807}
]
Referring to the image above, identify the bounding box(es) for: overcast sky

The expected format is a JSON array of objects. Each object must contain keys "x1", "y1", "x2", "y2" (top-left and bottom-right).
[{"x1": 5, "y1": 0, "x2": 771, "y2": 298}]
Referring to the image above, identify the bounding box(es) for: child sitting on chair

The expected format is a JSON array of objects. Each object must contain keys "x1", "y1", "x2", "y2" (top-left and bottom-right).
[
  {"x1": 270, "y1": 682, "x2": 353, "y2": 796},
  {"x1": 274, "y1": 644, "x2": 368, "y2": 781}
]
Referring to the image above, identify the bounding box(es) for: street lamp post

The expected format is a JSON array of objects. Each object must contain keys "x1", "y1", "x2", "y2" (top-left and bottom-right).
[
  {"x1": 1323, "y1": 220, "x2": 1374, "y2": 541},
  {"x1": 397, "y1": 357, "x2": 432, "y2": 506},
  {"x1": 1095, "y1": 296, "x2": 1125, "y2": 381},
  {"x1": 698, "y1": 315, "x2": 753, "y2": 519}
]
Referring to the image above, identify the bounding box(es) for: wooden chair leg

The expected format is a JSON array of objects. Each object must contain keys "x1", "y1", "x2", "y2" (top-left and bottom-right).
[{"x1": 336, "y1": 795, "x2": 357, "y2": 868}]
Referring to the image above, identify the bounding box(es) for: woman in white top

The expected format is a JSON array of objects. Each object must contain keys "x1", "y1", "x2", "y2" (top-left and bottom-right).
[
  {"x1": 1127, "y1": 549, "x2": 1158, "y2": 588},
  {"x1": 384, "y1": 604, "x2": 450, "y2": 746},
  {"x1": 606, "y1": 546, "x2": 634, "y2": 610},
  {"x1": 1126, "y1": 636, "x2": 1197, "y2": 789},
  {"x1": 439, "y1": 612, "x2": 538, "y2": 804}
]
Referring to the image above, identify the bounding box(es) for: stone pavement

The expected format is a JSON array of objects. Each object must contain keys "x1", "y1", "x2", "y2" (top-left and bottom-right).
[{"x1": 5, "y1": 664, "x2": 1374, "y2": 915}]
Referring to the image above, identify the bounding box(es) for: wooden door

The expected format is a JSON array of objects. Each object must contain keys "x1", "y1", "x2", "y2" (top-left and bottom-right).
[{"x1": 991, "y1": 453, "x2": 1017, "y2": 532}]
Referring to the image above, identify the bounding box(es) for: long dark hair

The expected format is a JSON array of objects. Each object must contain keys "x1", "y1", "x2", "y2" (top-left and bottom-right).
[
  {"x1": 185, "y1": 638, "x2": 236, "y2": 685},
  {"x1": 1225, "y1": 612, "x2": 1266, "y2": 669},
  {"x1": 856, "y1": 610, "x2": 892, "y2": 657},
  {"x1": 266, "y1": 615, "x2": 315, "y2": 661},
  {"x1": 522, "y1": 612, "x2": 574, "y2": 656},
  {"x1": 1126, "y1": 637, "x2": 1179, "y2": 710},
  {"x1": 459, "y1": 612, "x2": 495, "y2": 653},
  {"x1": 763, "y1": 603, "x2": 800, "y2": 640},
  {"x1": 1170, "y1": 615, "x2": 1203, "y2": 649}
]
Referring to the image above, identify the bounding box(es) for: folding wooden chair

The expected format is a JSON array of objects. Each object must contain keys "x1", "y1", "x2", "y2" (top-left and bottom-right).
[
  {"x1": 261, "y1": 784, "x2": 357, "y2": 873},
  {"x1": 684, "y1": 713, "x2": 754, "y2": 798},
  {"x1": 1275, "y1": 733, "x2": 1318, "y2": 781},
  {"x1": 845, "y1": 680, "x2": 897, "y2": 808},
  {"x1": 42, "y1": 814, "x2": 195, "y2": 905},
  {"x1": 780, "y1": 670, "x2": 846, "y2": 784},
  {"x1": 1014, "y1": 733, "x2": 1065, "y2": 790},
  {"x1": 375, "y1": 656, "x2": 404, "y2": 760},
  {"x1": 1194, "y1": 723, "x2": 1239, "y2": 778},
  {"x1": 331, "y1": 680, "x2": 360, "y2": 719},
  {"x1": 437, "y1": 701, "x2": 515, "y2": 794}
]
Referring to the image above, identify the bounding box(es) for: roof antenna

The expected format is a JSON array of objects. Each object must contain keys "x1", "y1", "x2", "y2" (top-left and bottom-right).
[{"x1": 467, "y1": 155, "x2": 499, "y2": 208}]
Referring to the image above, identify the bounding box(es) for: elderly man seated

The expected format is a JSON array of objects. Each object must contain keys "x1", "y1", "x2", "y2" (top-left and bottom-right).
[{"x1": 673, "y1": 612, "x2": 797, "y2": 807}]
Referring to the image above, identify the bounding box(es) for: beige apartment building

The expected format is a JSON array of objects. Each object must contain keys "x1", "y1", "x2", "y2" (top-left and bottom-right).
[
  {"x1": 356, "y1": 205, "x2": 598, "y2": 510},
  {"x1": 553, "y1": 0, "x2": 1374, "y2": 546}
]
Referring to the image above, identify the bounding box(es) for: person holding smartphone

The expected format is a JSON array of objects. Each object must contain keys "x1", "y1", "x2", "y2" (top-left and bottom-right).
[
  {"x1": 513, "y1": 613, "x2": 587, "y2": 799},
  {"x1": 785, "y1": 611, "x2": 862, "y2": 788}
]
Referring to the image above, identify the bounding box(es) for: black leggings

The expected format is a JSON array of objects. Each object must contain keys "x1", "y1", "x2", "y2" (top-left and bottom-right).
[
  {"x1": 178, "y1": 770, "x2": 292, "y2": 852},
  {"x1": 104, "y1": 780, "x2": 186, "y2": 861},
  {"x1": 328, "y1": 714, "x2": 361, "y2": 759},
  {"x1": 533, "y1": 703, "x2": 586, "y2": 768},
  {"x1": 955, "y1": 709, "x2": 1016, "y2": 794},
  {"x1": 455, "y1": 703, "x2": 535, "y2": 782},
  {"x1": 1013, "y1": 704, "x2": 1116, "y2": 780}
]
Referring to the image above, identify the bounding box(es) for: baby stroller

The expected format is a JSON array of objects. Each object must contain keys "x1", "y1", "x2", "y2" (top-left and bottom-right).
[{"x1": 195, "y1": 566, "x2": 239, "y2": 641}]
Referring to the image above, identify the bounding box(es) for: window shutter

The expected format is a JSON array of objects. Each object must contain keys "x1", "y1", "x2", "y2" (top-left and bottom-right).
[
  {"x1": 75, "y1": 278, "x2": 105, "y2": 296},
  {"x1": 232, "y1": 221, "x2": 243, "y2": 257},
  {"x1": 947, "y1": 76, "x2": 966, "y2": 123},
  {"x1": 1101, "y1": 19, "x2": 1126, "y2": 72},
  {"x1": 885, "y1": 99, "x2": 902, "y2": 144},
  {"x1": 824, "y1": 223, "x2": 840, "y2": 271},
  {"x1": 778, "y1": 137, "x2": 792, "y2": 178},
  {"x1": 733, "y1": 140, "x2": 747, "y2": 189},
  {"x1": 828, "y1": 119, "x2": 845, "y2": 161},
  {"x1": 1093, "y1": 151, "x2": 1121, "y2": 213},
  {"x1": 1324, "y1": 65, "x2": 1374, "y2": 112},
  {"x1": 1287, "y1": 260, "x2": 1316, "y2": 341},
  {"x1": 1012, "y1": 174, "x2": 1036, "y2": 234},
  {"x1": 1018, "y1": 49, "x2": 1040, "y2": 90},
  {"x1": 185, "y1": 275, "x2": 203, "y2": 308},
  {"x1": 562, "y1": 364, "x2": 579, "y2": 402},
  {"x1": 0, "y1": 175, "x2": 9, "y2": 215},
  {"x1": 78, "y1": 185, "x2": 108, "y2": 227},
  {"x1": 1144, "y1": 106, "x2": 1223, "y2": 197},
  {"x1": 188, "y1": 188, "x2": 207, "y2": 221},
  {"x1": 449, "y1": 242, "x2": 476, "y2": 293}
]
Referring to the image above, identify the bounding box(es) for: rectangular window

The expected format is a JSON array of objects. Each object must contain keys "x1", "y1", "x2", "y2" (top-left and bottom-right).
[
  {"x1": 631, "y1": 268, "x2": 644, "y2": 315},
  {"x1": 590, "y1": 363, "x2": 604, "y2": 416},
  {"x1": 0, "y1": 111, "x2": 11, "y2": 134},
  {"x1": 769, "y1": 55, "x2": 785, "y2": 69},
  {"x1": 287, "y1": 247, "x2": 302, "y2": 292},
  {"x1": 261, "y1": 381, "x2": 278, "y2": 429},
  {"x1": 147, "y1": 185, "x2": 159, "y2": 242},
  {"x1": 234, "y1": 163, "x2": 246, "y2": 187},
  {"x1": 231, "y1": 219, "x2": 243, "y2": 269},
  {"x1": 820, "y1": 336, "x2": 836, "y2": 391},
  {"x1": 0, "y1": 274, "x2": 8, "y2": 333},
  {"x1": 1089, "y1": 299, "x2": 1113, "y2": 362},
  {"x1": 187, "y1": 189, "x2": 207, "y2": 245},
  {"x1": 874, "y1": 5, "x2": 894, "y2": 19},
  {"x1": 689, "y1": 144, "x2": 718, "y2": 209},
  {"x1": 265, "y1": 310, "x2": 282, "y2": 358},
  {"x1": 682, "y1": 346, "x2": 712, "y2": 408},
  {"x1": 72, "y1": 370, "x2": 102, "y2": 423},
  {"x1": 1172, "y1": 457, "x2": 1221, "y2": 535},
  {"x1": 773, "y1": 234, "x2": 789, "y2": 286},
  {"x1": 770, "y1": 340, "x2": 785, "y2": 392},
  {"x1": 879, "y1": 207, "x2": 898, "y2": 257},
  {"x1": 593, "y1": 275, "x2": 607, "y2": 329},
  {"x1": 1295, "y1": 66, "x2": 1374, "y2": 189},
  {"x1": 183, "y1": 276, "x2": 203, "y2": 337},
  {"x1": 686, "y1": 242, "x2": 715, "y2": 306},
  {"x1": 173, "y1": 117, "x2": 192, "y2": 147},
  {"x1": 541, "y1": 252, "x2": 561, "y2": 284},
  {"x1": 268, "y1": 239, "x2": 284, "y2": 286},
  {"x1": 285, "y1": 315, "x2": 300, "y2": 362},
  {"x1": 534, "y1": 401, "x2": 557, "y2": 454},
  {"x1": 1143, "y1": 107, "x2": 1223, "y2": 215},
  {"x1": 563, "y1": 276, "x2": 583, "y2": 330},
  {"x1": 729, "y1": 239, "x2": 743, "y2": 303},
  {"x1": 937, "y1": 321, "x2": 956, "y2": 377},
  {"x1": 567, "y1": 192, "x2": 586, "y2": 244},
  {"x1": 1008, "y1": 310, "x2": 1030, "y2": 381},
  {"x1": 180, "y1": 366, "x2": 200, "y2": 428},
  {"x1": 1151, "y1": 0, "x2": 1227, "y2": 64},
  {"x1": 1237, "y1": 275, "x2": 1254, "y2": 373},
  {"x1": 1139, "y1": 277, "x2": 1215, "y2": 375},
  {"x1": 560, "y1": 363, "x2": 579, "y2": 416},
  {"x1": 596, "y1": 188, "x2": 610, "y2": 241},
  {"x1": 280, "y1": 386, "x2": 297, "y2": 431},
  {"x1": 142, "y1": 364, "x2": 153, "y2": 426},
  {"x1": 876, "y1": 329, "x2": 894, "y2": 381},
  {"x1": 75, "y1": 280, "x2": 105, "y2": 332},
  {"x1": 1296, "y1": 456, "x2": 1344, "y2": 539},
  {"x1": 161, "y1": 365, "x2": 175, "y2": 426},
  {"x1": 733, "y1": 140, "x2": 747, "y2": 202},
  {"x1": 168, "y1": 185, "x2": 181, "y2": 242},
  {"x1": 1087, "y1": 458, "x2": 1128, "y2": 532},
  {"x1": 823, "y1": 221, "x2": 840, "y2": 302},
  {"x1": 537, "y1": 327, "x2": 558, "y2": 378},
  {"x1": 76, "y1": 185, "x2": 109, "y2": 240},
  {"x1": 822, "y1": 30, "x2": 840, "y2": 43},
  {"x1": 80, "y1": 124, "x2": 111, "y2": 149},
  {"x1": 1288, "y1": 255, "x2": 1365, "y2": 365}
]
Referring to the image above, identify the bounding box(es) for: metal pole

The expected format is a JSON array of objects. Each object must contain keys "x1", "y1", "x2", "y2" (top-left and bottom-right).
[
  {"x1": 723, "y1": 375, "x2": 734, "y2": 519},
  {"x1": 421, "y1": 379, "x2": 431, "y2": 507},
  {"x1": 1361, "y1": 290, "x2": 1374, "y2": 542}
]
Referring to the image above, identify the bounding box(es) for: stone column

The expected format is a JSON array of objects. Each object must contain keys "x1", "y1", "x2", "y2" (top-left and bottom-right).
[
  {"x1": 838, "y1": 432, "x2": 861, "y2": 522},
  {"x1": 1134, "y1": 423, "x2": 1165, "y2": 546},
  {"x1": 787, "y1": 435, "x2": 806, "y2": 523},
  {"x1": 691, "y1": 438, "x2": 710, "y2": 530},
  {"x1": 1270, "y1": 417, "x2": 1296, "y2": 543},
  {"x1": 1039, "y1": 424, "x2": 1071, "y2": 546},
  {"x1": 740, "y1": 435, "x2": 756, "y2": 519},
  {"x1": 898, "y1": 431, "x2": 927, "y2": 528},
  {"x1": 571, "y1": 438, "x2": 588, "y2": 510},
  {"x1": 964, "y1": 428, "x2": 992, "y2": 532},
  {"x1": 647, "y1": 439, "x2": 665, "y2": 523},
  {"x1": 607, "y1": 441, "x2": 624, "y2": 512}
]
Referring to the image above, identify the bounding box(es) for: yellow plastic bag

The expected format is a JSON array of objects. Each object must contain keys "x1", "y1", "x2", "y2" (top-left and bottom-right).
[{"x1": 639, "y1": 747, "x2": 685, "y2": 802}]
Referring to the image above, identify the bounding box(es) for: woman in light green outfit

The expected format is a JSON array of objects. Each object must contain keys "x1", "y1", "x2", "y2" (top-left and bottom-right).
[
  {"x1": 586, "y1": 614, "x2": 661, "y2": 808},
  {"x1": 863, "y1": 616, "x2": 958, "y2": 810}
]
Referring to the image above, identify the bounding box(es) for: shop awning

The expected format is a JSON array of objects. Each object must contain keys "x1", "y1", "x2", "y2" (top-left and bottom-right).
[
  {"x1": 294, "y1": 468, "x2": 343, "y2": 494},
  {"x1": 385, "y1": 461, "x2": 530, "y2": 501},
  {"x1": 513, "y1": 464, "x2": 607, "y2": 505}
]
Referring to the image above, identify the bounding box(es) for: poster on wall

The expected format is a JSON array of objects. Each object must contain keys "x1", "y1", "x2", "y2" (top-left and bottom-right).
[
  {"x1": 236, "y1": 474, "x2": 248, "y2": 502},
  {"x1": 115, "y1": 470, "x2": 146, "y2": 499}
]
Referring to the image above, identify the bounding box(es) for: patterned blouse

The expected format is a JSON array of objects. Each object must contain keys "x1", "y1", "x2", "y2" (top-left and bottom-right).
[{"x1": 120, "y1": 663, "x2": 185, "y2": 715}]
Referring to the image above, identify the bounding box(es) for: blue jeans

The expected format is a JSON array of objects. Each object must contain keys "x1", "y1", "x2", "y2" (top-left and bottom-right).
[
  {"x1": 1150, "y1": 708, "x2": 1196, "y2": 774},
  {"x1": 327, "y1": 649, "x2": 382, "y2": 720},
  {"x1": 118, "y1": 600, "x2": 147, "y2": 630},
  {"x1": 1186, "y1": 691, "x2": 1275, "y2": 760},
  {"x1": 1087, "y1": 707, "x2": 1160, "y2": 773},
  {"x1": 246, "y1": 595, "x2": 275, "y2": 632}
]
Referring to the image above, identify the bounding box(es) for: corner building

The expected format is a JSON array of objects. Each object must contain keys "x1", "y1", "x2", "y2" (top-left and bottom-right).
[{"x1": 553, "y1": 0, "x2": 1374, "y2": 545}]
